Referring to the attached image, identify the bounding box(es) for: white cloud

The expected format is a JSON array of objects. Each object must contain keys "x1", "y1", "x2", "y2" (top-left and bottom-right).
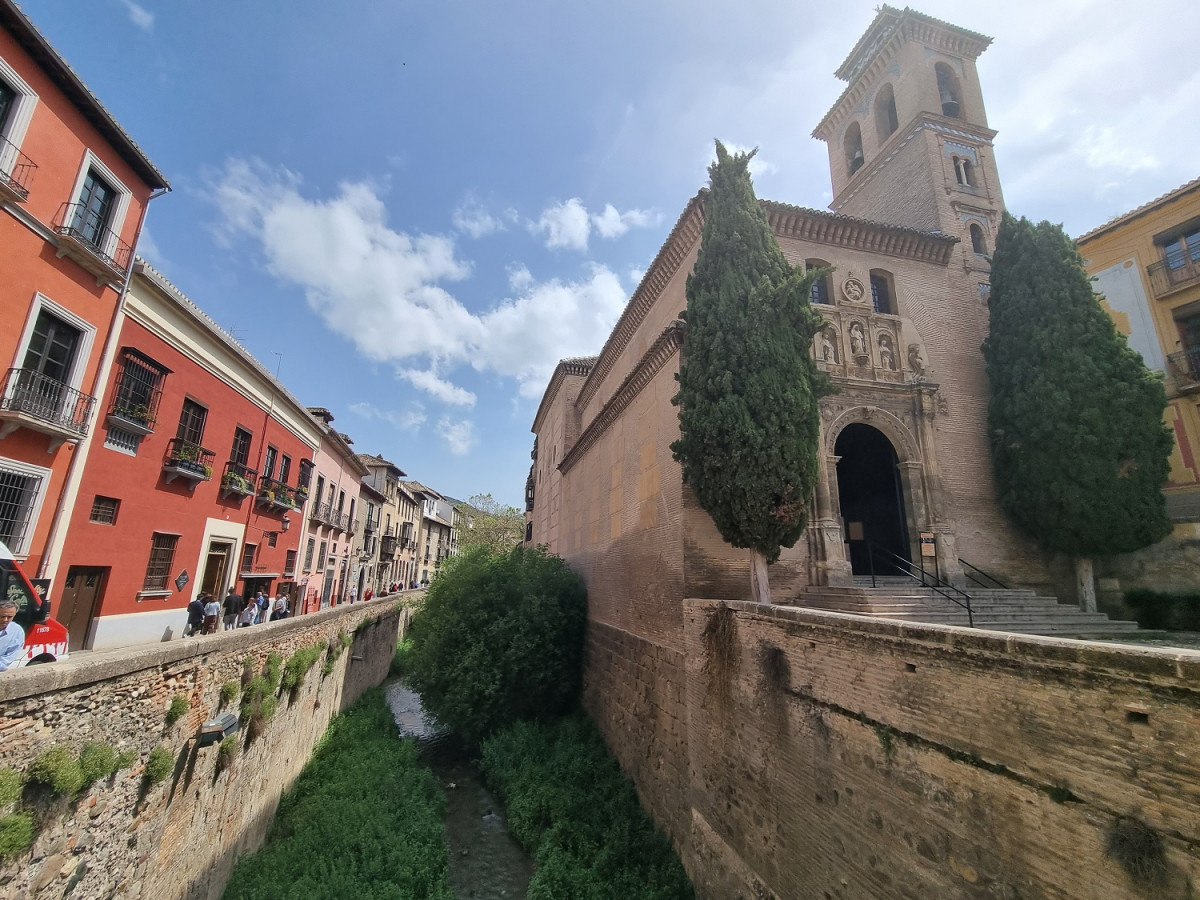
[
  {"x1": 118, "y1": 0, "x2": 154, "y2": 31},
  {"x1": 628, "y1": 267, "x2": 645, "y2": 288},
  {"x1": 436, "y1": 417, "x2": 475, "y2": 456},
  {"x1": 716, "y1": 142, "x2": 779, "y2": 180},
  {"x1": 211, "y1": 159, "x2": 628, "y2": 406},
  {"x1": 452, "y1": 194, "x2": 504, "y2": 239},
  {"x1": 397, "y1": 368, "x2": 476, "y2": 406},
  {"x1": 532, "y1": 198, "x2": 660, "y2": 251},
  {"x1": 348, "y1": 400, "x2": 427, "y2": 432},
  {"x1": 533, "y1": 197, "x2": 592, "y2": 251}
]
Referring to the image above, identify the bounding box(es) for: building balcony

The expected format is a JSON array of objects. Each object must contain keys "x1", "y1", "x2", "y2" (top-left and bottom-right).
[
  {"x1": 257, "y1": 475, "x2": 301, "y2": 512},
  {"x1": 0, "y1": 137, "x2": 37, "y2": 203},
  {"x1": 0, "y1": 368, "x2": 95, "y2": 451},
  {"x1": 1167, "y1": 348, "x2": 1200, "y2": 395},
  {"x1": 220, "y1": 460, "x2": 258, "y2": 499},
  {"x1": 162, "y1": 438, "x2": 215, "y2": 489},
  {"x1": 52, "y1": 202, "x2": 134, "y2": 286},
  {"x1": 1147, "y1": 257, "x2": 1200, "y2": 299},
  {"x1": 380, "y1": 535, "x2": 398, "y2": 558},
  {"x1": 105, "y1": 389, "x2": 162, "y2": 437}
]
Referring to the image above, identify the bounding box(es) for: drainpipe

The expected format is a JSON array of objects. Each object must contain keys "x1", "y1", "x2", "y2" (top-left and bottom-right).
[{"x1": 39, "y1": 186, "x2": 171, "y2": 583}]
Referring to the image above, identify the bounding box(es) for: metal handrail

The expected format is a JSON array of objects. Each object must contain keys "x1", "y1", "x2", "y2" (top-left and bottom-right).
[
  {"x1": 958, "y1": 558, "x2": 1007, "y2": 590},
  {"x1": 0, "y1": 368, "x2": 95, "y2": 436},
  {"x1": 53, "y1": 202, "x2": 134, "y2": 273},
  {"x1": 0, "y1": 136, "x2": 37, "y2": 200},
  {"x1": 862, "y1": 540, "x2": 974, "y2": 627}
]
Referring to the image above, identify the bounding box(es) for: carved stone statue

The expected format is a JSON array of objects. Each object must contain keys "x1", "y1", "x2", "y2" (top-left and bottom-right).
[
  {"x1": 821, "y1": 328, "x2": 838, "y2": 363},
  {"x1": 878, "y1": 334, "x2": 895, "y2": 370},
  {"x1": 843, "y1": 277, "x2": 866, "y2": 304},
  {"x1": 907, "y1": 344, "x2": 926, "y2": 377},
  {"x1": 849, "y1": 321, "x2": 867, "y2": 356}
]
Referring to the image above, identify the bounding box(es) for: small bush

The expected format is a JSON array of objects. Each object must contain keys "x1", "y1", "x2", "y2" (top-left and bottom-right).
[
  {"x1": 264, "y1": 652, "x2": 284, "y2": 691},
  {"x1": 220, "y1": 680, "x2": 240, "y2": 705},
  {"x1": 0, "y1": 768, "x2": 22, "y2": 808},
  {"x1": 240, "y1": 676, "x2": 278, "y2": 739},
  {"x1": 407, "y1": 545, "x2": 587, "y2": 743},
  {"x1": 144, "y1": 747, "x2": 173, "y2": 786},
  {"x1": 1123, "y1": 590, "x2": 1200, "y2": 631},
  {"x1": 29, "y1": 746, "x2": 85, "y2": 799},
  {"x1": 0, "y1": 812, "x2": 35, "y2": 862},
  {"x1": 281, "y1": 645, "x2": 323, "y2": 691},
  {"x1": 322, "y1": 631, "x2": 353, "y2": 677},
  {"x1": 165, "y1": 694, "x2": 189, "y2": 726},
  {"x1": 390, "y1": 639, "x2": 413, "y2": 678},
  {"x1": 114, "y1": 750, "x2": 138, "y2": 771},
  {"x1": 481, "y1": 712, "x2": 692, "y2": 899},
  {"x1": 78, "y1": 743, "x2": 118, "y2": 784},
  {"x1": 216, "y1": 736, "x2": 238, "y2": 774}
]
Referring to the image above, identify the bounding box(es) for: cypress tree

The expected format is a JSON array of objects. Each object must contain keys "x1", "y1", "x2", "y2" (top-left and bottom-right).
[
  {"x1": 983, "y1": 213, "x2": 1172, "y2": 610},
  {"x1": 671, "y1": 141, "x2": 829, "y2": 602}
]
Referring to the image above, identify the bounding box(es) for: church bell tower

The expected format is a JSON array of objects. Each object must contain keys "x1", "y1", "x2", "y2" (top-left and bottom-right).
[{"x1": 812, "y1": 7, "x2": 1003, "y2": 280}]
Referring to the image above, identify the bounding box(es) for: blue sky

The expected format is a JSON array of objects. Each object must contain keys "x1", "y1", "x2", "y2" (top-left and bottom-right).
[{"x1": 19, "y1": 0, "x2": 1199, "y2": 507}]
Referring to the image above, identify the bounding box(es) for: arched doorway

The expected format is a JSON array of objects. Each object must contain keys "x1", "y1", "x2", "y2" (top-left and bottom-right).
[{"x1": 835, "y1": 423, "x2": 910, "y2": 575}]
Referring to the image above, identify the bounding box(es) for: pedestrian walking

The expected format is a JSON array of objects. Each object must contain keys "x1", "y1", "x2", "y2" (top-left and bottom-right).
[
  {"x1": 202, "y1": 595, "x2": 222, "y2": 634},
  {"x1": 223, "y1": 587, "x2": 244, "y2": 630},
  {"x1": 185, "y1": 594, "x2": 206, "y2": 636}
]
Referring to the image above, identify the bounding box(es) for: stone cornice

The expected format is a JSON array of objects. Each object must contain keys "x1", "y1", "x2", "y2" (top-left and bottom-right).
[
  {"x1": 576, "y1": 194, "x2": 705, "y2": 413},
  {"x1": 764, "y1": 196, "x2": 958, "y2": 263},
  {"x1": 531, "y1": 356, "x2": 596, "y2": 435},
  {"x1": 561, "y1": 321, "x2": 683, "y2": 474}
]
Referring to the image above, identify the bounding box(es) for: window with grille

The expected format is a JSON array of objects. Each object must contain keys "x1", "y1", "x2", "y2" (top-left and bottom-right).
[
  {"x1": 231, "y1": 427, "x2": 252, "y2": 466},
  {"x1": 869, "y1": 271, "x2": 894, "y2": 315},
  {"x1": 111, "y1": 349, "x2": 166, "y2": 425},
  {"x1": 176, "y1": 399, "x2": 207, "y2": 445},
  {"x1": 317, "y1": 541, "x2": 327, "y2": 570},
  {"x1": 284, "y1": 550, "x2": 297, "y2": 575},
  {"x1": 142, "y1": 533, "x2": 178, "y2": 592},
  {"x1": 89, "y1": 496, "x2": 119, "y2": 525},
  {"x1": 0, "y1": 466, "x2": 41, "y2": 554},
  {"x1": 241, "y1": 543, "x2": 257, "y2": 574},
  {"x1": 267, "y1": 531, "x2": 278, "y2": 548}
]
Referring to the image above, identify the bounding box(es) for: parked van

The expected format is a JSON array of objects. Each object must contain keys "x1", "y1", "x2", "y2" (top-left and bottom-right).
[{"x1": 1, "y1": 541, "x2": 69, "y2": 666}]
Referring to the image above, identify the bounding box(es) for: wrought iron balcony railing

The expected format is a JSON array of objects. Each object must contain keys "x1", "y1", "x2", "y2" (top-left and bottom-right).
[
  {"x1": 106, "y1": 390, "x2": 162, "y2": 436},
  {"x1": 221, "y1": 460, "x2": 258, "y2": 498},
  {"x1": 0, "y1": 136, "x2": 37, "y2": 202},
  {"x1": 163, "y1": 438, "x2": 215, "y2": 487},
  {"x1": 380, "y1": 534, "x2": 398, "y2": 557},
  {"x1": 52, "y1": 202, "x2": 134, "y2": 279},
  {"x1": 257, "y1": 475, "x2": 300, "y2": 511},
  {"x1": 1167, "y1": 348, "x2": 1200, "y2": 394},
  {"x1": 0, "y1": 368, "x2": 95, "y2": 443},
  {"x1": 1147, "y1": 256, "x2": 1200, "y2": 299}
]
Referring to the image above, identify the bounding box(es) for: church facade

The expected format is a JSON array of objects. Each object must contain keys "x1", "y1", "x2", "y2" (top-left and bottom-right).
[{"x1": 527, "y1": 6, "x2": 1048, "y2": 616}]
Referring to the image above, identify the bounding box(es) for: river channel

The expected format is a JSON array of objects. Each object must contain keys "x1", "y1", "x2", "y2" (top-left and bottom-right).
[{"x1": 384, "y1": 680, "x2": 534, "y2": 899}]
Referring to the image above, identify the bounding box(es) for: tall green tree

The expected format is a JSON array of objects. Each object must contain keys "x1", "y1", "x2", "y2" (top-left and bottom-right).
[
  {"x1": 983, "y1": 213, "x2": 1172, "y2": 610},
  {"x1": 671, "y1": 141, "x2": 830, "y2": 603},
  {"x1": 455, "y1": 493, "x2": 524, "y2": 555}
]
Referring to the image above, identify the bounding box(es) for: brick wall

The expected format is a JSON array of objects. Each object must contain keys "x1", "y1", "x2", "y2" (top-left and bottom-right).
[
  {"x1": 0, "y1": 598, "x2": 406, "y2": 900},
  {"x1": 678, "y1": 600, "x2": 1200, "y2": 898}
]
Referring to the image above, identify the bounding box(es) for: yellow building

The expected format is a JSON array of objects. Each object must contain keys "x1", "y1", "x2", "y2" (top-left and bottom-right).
[{"x1": 1079, "y1": 178, "x2": 1200, "y2": 520}]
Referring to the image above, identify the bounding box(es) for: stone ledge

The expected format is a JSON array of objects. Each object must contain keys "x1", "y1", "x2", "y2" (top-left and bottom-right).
[
  {"x1": 0, "y1": 596, "x2": 402, "y2": 703},
  {"x1": 685, "y1": 598, "x2": 1200, "y2": 682}
]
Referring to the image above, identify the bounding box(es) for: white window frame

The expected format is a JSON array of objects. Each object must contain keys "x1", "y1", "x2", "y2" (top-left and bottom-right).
[
  {"x1": 65, "y1": 150, "x2": 132, "y2": 261},
  {"x1": 0, "y1": 52, "x2": 39, "y2": 151},
  {"x1": 9, "y1": 293, "x2": 98, "y2": 395},
  {"x1": 0, "y1": 455, "x2": 51, "y2": 558}
]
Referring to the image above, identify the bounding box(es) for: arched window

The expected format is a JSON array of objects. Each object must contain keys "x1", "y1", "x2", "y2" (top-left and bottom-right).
[
  {"x1": 875, "y1": 84, "x2": 899, "y2": 142},
  {"x1": 806, "y1": 259, "x2": 832, "y2": 304},
  {"x1": 869, "y1": 269, "x2": 895, "y2": 315},
  {"x1": 961, "y1": 158, "x2": 976, "y2": 186},
  {"x1": 844, "y1": 122, "x2": 864, "y2": 176},
  {"x1": 935, "y1": 63, "x2": 962, "y2": 119},
  {"x1": 970, "y1": 224, "x2": 986, "y2": 255}
]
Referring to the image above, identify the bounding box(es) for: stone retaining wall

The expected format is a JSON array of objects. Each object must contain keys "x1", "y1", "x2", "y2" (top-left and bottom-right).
[{"x1": 0, "y1": 597, "x2": 407, "y2": 900}]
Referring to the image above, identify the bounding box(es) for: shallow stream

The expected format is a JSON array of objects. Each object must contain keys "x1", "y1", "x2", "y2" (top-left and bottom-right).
[{"x1": 384, "y1": 680, "x2": 534, "y2": 899}]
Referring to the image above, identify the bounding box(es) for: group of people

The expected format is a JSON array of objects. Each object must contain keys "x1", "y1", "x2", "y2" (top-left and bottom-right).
[{"x1": 185, "y1": 587, "x2": 290, "y2": 636}]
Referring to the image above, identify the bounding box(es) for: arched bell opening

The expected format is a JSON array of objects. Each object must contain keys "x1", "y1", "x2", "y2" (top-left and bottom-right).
[{"x1": 834, "y1": 423, "x2": 910, "y2": 575}]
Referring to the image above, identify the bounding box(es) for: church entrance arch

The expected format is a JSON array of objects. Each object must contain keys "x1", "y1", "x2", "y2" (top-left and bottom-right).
[{"x1": 834, "y1": 423, "x2": 910, "y2": 575}]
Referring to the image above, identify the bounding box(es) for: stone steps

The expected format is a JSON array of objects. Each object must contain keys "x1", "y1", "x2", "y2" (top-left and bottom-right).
[{"x1": 798, "y1": 583, "x2": 1140, "y2": 636}]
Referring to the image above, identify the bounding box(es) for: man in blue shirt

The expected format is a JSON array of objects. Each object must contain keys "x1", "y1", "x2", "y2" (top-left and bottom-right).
[{"x1": 0, "y1": 600, "x2": 25, "y2": 671}]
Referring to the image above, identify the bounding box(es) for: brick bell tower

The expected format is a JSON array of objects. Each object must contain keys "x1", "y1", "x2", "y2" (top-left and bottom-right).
[{"x1": 812, "y1": 6, "x2": 1003, "y2": 282}]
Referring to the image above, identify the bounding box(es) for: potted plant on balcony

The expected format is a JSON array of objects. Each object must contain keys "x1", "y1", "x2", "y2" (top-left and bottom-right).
[
  {"x1": 222, "y1": 471, "x2": 250, "y2": 494},
  {"x1": 113, "y1": 402, "x2": 155, "y2": 429}
]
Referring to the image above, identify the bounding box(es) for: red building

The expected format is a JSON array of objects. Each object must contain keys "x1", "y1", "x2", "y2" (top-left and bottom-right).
[
  {"x1": 0, "y1": 0, "x2": 168, "y2": 575},
  {"x1": 56, "y1": 263, "x2": 320, "y2": 650}
]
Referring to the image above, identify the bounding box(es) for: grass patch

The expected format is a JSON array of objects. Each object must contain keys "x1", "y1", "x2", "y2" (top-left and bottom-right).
[
  {"x1": 223, "y1": 687, "x2": 452, "y2": 899},
  {"x1": 264, "y1": 652, "x2": 284, "y2": 691},
  {"x1": 322, "y1": 630, "x2": 354, "y2": 677},
  {"x1": 0, "y1": 768, "x2": 22, "y2": 808},
  {"x1": 220, "y1": 680, "x2": 241, "y2": 706},
  {"x1": 480, "y1": 711, "x2": 693, "y2": 900},
  {"x1": 78, "y1": 743, "x2": 118, "y2": 784},
  {"x1": 216, "y1": 736, "x2": 238, "y2": 774},
  {"x1": 0, "y1": 812, "x2": 35, "y2": 862},
  {"x1": 28, "y1": 746, "x2": 85, "y2": 799},
  {"x1": 166, "y1": 694, "x2": 189, "y2": 726},
  {"x1": 144, "y1": 747, "x2": 174, "y2": 786},
  {"x1": 240, "y1": 676, "x2": 279, "y2": 740},
  {"x1": 390, "y1": 639, "x2": 413, "y2": 678},
  {"x1": 114, "y1": 750, "x2": 138, "y2": 771},
  {"x1": 281, "y1": 645, "x2": 323, "y2": 692}
]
